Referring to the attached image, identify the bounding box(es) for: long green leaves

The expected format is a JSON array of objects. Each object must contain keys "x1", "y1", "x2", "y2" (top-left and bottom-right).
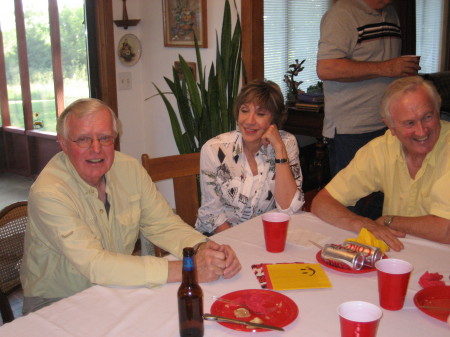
[{"x1": 152, "y1": 0, "x2": 246, "y2": 154}]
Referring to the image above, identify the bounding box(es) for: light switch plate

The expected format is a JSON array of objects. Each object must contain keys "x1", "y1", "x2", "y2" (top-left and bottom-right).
[{"x1": 118, "y1": 72, "x2": 132, "y2": 90}]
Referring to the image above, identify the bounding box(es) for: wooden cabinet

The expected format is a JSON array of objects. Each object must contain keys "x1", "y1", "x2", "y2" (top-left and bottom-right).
[
  {"x1": 284, "y1": 107, "x2": 324, "y2": 138},
  {"x1": 283, "y1": 107, "x2": 330, "y2": 191}
]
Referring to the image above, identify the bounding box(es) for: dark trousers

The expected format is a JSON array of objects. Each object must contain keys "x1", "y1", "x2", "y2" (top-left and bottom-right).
[
  {"x1": 328, "y1": 128, "x2": 387, "y2": 177},
  {"x1": 327, "y1": 128, "x2": 387, "y2": 220}
]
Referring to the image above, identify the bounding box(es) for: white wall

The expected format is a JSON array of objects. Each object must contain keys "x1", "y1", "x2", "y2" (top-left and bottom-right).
[{"x1": 112, "y1": 0, "x2": 241, "y2": 205}]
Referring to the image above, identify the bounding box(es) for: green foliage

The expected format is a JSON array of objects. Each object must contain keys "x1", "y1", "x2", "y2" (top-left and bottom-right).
[
  {"x1": 3, "y1": 6, "x2": 87, "y2": 84},
  {"x1": 59, "y1": 7, "x2": 88, "y2": 78},
  {"x1": 152, "y1": 0, "x2": 246, "y2": 154},
  {"x1": 307, "y1": 81, "x2": 323, "y2": 93}
]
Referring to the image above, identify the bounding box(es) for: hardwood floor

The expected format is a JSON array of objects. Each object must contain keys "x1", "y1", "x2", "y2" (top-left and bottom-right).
[{"x1": 0, "y1": 173, "x2": 33, "y2": 325}]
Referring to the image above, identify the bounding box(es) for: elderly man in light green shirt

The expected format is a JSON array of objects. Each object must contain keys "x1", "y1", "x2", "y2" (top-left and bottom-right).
[
  {"x1": 20, "y1": 98, "x2": 241, "y2": 314},
  {"x1": 312, "y1": 76, "x2": 450, "y2": 251}
]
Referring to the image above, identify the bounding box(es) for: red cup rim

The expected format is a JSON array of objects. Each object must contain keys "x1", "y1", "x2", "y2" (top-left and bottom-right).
[
  {"x1": 375, "y1": 258, "x2": 413, "y2": 274},
  {"x1": 262, "y1": 212, "x2": 290, "y2": 222},
  {"x1": 337, "y1": 301, "x2": 383, "y2": 322}
]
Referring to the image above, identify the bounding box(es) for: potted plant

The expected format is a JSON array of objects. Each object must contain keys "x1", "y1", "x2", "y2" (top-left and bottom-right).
[
  {"x1": 151, "y1": 0, "x2": 246, "y2": 154},
  {"x1": 283, "y1": 59, "x2": 305, "y2": 105}
]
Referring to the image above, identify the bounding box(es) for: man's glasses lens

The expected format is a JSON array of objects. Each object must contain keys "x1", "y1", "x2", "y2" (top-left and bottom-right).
[{"x1": 72, "y1": 136, "x2": 115, "y2": 148}]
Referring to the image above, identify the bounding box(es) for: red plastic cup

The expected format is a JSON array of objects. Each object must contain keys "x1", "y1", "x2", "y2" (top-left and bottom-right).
[
  {"x1": 375, "y1": 258, "x2": 413, "y2": 310},
  {"x1": 262, "y1": 212, "x2": 290, "y2": 253},
  {"x1": 338, "y1": 301, "x2": 382, "y2": 337}
]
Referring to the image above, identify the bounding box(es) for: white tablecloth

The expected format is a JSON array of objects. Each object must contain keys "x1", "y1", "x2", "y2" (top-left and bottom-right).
[{"x1": 1, "y1": 212, "x2": 449, "y2": 336}]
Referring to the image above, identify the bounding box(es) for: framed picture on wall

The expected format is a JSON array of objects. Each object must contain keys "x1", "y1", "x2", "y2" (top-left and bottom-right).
[{"x1": 162, "y1": 0, "x2": 207, "y2": 48}]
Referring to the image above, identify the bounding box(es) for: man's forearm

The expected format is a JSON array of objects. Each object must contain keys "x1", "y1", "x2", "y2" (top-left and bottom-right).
[
  {"x1": 311, "y1": 188, "x2": 368, "y2": 232},
  {"x1": 312, "y1": 189, "x2": 405, "y2": 251},
  {"x1": 317, "y1": 56, "x2": 419, "y2": 82},
  {"x1": 380, "y1": 214, "x2": 450, "y2": 244},
  {"x1": 317, "y1": 58, "x2": 394, "y2": 82}
]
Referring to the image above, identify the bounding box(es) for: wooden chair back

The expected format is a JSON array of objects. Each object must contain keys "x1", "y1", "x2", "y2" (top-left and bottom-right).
[
  {"x1": 0, "y1": 201, "x2": 28, "y2": 323},
  {"x1": 141, "y1": 153, "x2": 200, "y2": 257}
]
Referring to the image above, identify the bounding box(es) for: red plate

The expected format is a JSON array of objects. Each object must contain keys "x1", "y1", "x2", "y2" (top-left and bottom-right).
[
  {"x1": 414, "y1": 285, "x2": 450, "y2": 322},
  {"x1": 315, "y1": 250, "x2": 386, "y2": 274},
  {"x1": 210, "y1": 289, "x2": 298, "y2": 332}
]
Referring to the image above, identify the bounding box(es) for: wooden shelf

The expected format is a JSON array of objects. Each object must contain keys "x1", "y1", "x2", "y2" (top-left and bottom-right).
[{"x1": 114, "y1": 0, "x2": 140, "y2": 29}]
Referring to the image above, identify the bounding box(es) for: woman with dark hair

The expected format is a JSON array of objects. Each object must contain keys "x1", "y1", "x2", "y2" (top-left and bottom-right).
[{"x1": 195, "y1": 79, "x2": 304, "y2": 235}]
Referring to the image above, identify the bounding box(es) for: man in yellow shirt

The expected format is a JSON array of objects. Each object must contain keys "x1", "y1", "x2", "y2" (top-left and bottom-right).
[
  {"x1": 312, "y1": 76, "x2": 450, "y2": 251},
  {"x1": 20, "y1": 98, "x2": 241, "y2": 314}
]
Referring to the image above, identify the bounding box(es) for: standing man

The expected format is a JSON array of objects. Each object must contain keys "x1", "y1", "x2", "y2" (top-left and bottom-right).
[
  {"x1": 311, "y1": 76, "x2": 450, "y2": 251},
  {"x1": 20, "y1": 98, "x2": 241, "y2": 314},
  {"x1": 317, "y1": 0, "x2": 420, "y2": 178}
]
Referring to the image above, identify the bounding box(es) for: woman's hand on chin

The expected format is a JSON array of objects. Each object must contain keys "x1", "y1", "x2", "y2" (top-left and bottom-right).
[{"x1": 262, "y1": 125, "x2": 284, "y2": 152}]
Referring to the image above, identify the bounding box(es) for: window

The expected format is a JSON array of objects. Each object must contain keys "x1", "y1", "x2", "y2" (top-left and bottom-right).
[
  {"x1": 263, "y1": 0, "x2": 448, "y2": 97},
  {"x1": 416, "y1": 0, "x2": 446, "y2": 73},
  {"x1": 0, "y1": 0, "x2": 89, "y2": 132},
  {"x1": 264, "y1": 0, "x2": 331, "y2": 97}
]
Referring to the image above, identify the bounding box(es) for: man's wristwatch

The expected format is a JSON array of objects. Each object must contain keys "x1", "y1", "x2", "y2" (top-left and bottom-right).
[
  {"x1": 274, "y1": 158, "x2": 288, "y2": 164},
  {"x1": 383, "y1": 215, "x2": 395, "y2": 228}
]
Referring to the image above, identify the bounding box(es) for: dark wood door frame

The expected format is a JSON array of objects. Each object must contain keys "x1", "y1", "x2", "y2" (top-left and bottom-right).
[{"x1": 241, "y1": 0, "x2": 264, "y2": 81}]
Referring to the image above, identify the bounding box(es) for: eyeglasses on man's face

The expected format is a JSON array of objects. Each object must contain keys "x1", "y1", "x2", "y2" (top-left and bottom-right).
[{"x1": 70, "y1": 135, "x2": 116, "y2": 148}]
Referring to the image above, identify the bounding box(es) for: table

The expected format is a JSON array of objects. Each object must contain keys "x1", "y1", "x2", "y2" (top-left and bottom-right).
[{"x1": 1, "y1": 212, "x2": 449, "y2": 336}]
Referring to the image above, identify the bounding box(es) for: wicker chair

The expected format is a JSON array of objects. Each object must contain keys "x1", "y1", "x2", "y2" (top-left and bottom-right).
[{"x1": 0, "y1": 201, "x2": 28, "y2": 323}]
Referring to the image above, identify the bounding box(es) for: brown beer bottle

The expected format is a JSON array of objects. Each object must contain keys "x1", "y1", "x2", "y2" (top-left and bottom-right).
[{"x1": 177, "y1": 247, "x2": 204, "y2": 337}]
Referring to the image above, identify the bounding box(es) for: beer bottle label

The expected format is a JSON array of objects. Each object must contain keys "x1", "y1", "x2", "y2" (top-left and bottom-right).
[{"x1": 183, "y1": 256, "x2": 194, "y2": 271}]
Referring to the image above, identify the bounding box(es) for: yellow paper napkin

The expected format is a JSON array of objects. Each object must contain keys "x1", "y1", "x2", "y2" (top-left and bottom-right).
[
  {"x1": 345, "y1": 228, "x2": 389, "y2": 254},
  {"x1": 264, "y1": 263, "x2": 332, "y2": 290}
]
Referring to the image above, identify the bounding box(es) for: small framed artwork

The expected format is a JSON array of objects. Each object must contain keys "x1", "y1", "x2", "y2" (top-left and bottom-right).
[
  {"x1": 118, "y1": 34, "x2": 142, "y2": 66},
  {"x1": 162, "y1": 0, "x2": 207, "y2": 48},
  {"x1": 174, "y1": 61, "x2": 197, "y2": 81}
]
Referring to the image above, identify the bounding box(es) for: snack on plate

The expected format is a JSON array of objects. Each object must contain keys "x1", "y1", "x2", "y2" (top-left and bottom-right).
[
  {"x1": 234, "y1": 307, "x2": 251, "y2": 318},
  {"x1": 250, "y1": 317, "x2": 264, "y2": 324},
  {"x1": 246, "y1": 316, "x2": 264, "y2": 329}
]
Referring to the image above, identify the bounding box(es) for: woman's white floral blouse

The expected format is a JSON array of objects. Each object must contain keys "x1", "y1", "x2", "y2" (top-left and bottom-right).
[{"x1": 195, "y1": 130, "x2": 304, "y2": 234}]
